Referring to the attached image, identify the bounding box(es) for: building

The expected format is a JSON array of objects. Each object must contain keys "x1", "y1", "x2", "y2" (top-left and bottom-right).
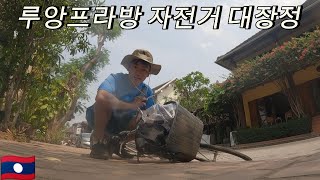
[
  {"x1": 215, "y1": 0, "x2": 320, "y2": 133},
  {"x1": 153, "y1": 78, "x2": 178, "y2": 104}
]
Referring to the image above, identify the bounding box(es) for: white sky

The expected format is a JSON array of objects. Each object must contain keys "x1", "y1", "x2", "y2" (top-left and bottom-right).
[{"x1": 71, "y1": 0, "x2": 306, "y2": 124}]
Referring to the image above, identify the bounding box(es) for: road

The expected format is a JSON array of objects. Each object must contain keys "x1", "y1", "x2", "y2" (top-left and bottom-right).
[{"x1": 1, "y1": 137, "x2": 320, "y2": 180}]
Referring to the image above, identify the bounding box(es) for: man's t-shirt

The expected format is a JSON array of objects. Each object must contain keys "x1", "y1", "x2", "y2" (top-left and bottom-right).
[
  {"x1": 86, "y1": 73, "x2": 155, "y2": 133},
  {"x1": 98, "y1": 73, "x2": 155, "y2": 110}
]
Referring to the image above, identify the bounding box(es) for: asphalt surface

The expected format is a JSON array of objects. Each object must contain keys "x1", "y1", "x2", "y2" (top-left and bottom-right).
[{"x1": 1, "y1": 137, "x2": 320, "y2": 180}]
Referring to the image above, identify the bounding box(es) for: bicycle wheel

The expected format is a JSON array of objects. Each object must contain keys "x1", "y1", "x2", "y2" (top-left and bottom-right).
[
  {"x1": 121, "y1": 141, "x2": 168, "y2": 161},
  {"x1": 198, "y1": 143, "x2": 252, "y2": 161}
]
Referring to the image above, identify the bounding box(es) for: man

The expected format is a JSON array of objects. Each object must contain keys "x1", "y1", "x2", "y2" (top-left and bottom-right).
[{"x1": 86, "y1": 49, "x2": 161, "y2": 159}]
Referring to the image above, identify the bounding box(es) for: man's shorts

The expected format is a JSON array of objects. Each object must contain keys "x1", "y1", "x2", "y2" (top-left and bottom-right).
[{"x1": 86, "y1": 105, "x2": 137, "y2": 135}]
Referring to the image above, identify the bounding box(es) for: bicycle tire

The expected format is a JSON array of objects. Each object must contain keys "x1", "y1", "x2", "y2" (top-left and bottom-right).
[{"x1": 199, "y1": 143, "x2": 252, "y2": 161}]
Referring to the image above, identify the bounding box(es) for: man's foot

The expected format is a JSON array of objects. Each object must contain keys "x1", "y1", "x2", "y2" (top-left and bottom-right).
[
  {"x1": 90, "y1": 131, "x2": 134, "y2": 159},
  {"x1": 89, "y1": 131, "x2": 110, "y2": 160},
  {"x1": 90, "y1": 143, "x2": 109, "y2": 160}
]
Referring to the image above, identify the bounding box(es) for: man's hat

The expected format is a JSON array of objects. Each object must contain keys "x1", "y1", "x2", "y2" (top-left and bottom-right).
[{"x1": 121, "y1": 49, "x2": 161, "y2": 75}]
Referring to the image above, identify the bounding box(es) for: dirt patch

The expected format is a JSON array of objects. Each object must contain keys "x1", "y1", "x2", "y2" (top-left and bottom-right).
[{"x1": 0, "y1": 131, "x2": 14, "y2": 141}]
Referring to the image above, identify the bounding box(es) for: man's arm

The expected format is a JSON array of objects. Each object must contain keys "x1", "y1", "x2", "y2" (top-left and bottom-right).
[
  {"x1": 95, "y1": 90, "x2": 146, "y2": 110},
  {"x1": 145, "y1": 86, "x2": 156, "y2": 109}
]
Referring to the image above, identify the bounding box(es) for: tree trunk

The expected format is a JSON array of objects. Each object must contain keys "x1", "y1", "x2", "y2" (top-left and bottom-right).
[
  {"x1": 3, "y1": 69, "x2": 26, "y2": 129},
  {"x1": 2, "y1": 41, "x2": 33, "y2": 129},
  {"x1": 11, "y1": 90, "x2": 27, "y2": 128},
  {"x1": 231, "y1": 95, "x2": 245, "y2": 129},
  {"x1": 275, "y1": 74, "x2": 305, "y2": 117},
  {"x1": 53, "y1": 34, "x2": 107, "y2": 131},
  {"x1": 56, "y1": 95, "x2": 79, "y2": 129},
  {"x1": 2, "y1": 82, "x2": 15, "y2": 129}
]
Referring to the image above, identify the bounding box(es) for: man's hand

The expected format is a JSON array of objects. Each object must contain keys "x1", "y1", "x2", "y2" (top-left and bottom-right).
[
  {"x1": 131, "y1": 96, "x2": 146, "y2": 109},
  {"x1": 96, "y1": 90, "x2": 146, "y2": 110}
]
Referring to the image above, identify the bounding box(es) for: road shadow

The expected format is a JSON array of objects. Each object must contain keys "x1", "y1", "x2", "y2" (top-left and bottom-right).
[{"x1": 79, "y1": 153, "x2": 175, "y2": 164}]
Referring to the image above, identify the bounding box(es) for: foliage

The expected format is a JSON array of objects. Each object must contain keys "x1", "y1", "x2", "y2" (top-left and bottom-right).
[
  {"x1": 33, "y1": 126, "x2": 67, "y2": 144},
  {"x1": 206, "y1": 83, "x2": 232, "y2": 116},
  {"x1": 235, "y1": 116, "x2": 312, "y2": 144},
  {"x1": 0, "y1": 0, "x2": 93, "y2": 128},
  {"x1": 206, "y1": 27, "x2": 320, "y2": 126},
  {"x1": 203, "y1": 79, "x2": 245, "y2": 129},
  {"x1": 174, "y1": 71, "x2": 210, "y2": 112},
  {"x1": 24, "y1": 47, "x2": 110, "y2": 131},
  {"x1": 0, "y1": 0, "x2": 92, "y2": 93},
  {"x1": 229, "y1": 26, "x2": 320, "y2": 92},
  {"x1": 0, "y1": 0, "x2": 122, "y2": 140}
]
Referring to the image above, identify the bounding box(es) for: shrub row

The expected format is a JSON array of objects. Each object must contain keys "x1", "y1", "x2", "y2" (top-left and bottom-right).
[{"x1": 235, "y1": 117, "x2": 312, "y2": 144}]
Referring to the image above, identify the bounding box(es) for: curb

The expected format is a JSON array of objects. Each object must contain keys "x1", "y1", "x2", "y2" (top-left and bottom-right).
[{"x1": 231, "y1": 133, "x2": 319, "y2": 150}]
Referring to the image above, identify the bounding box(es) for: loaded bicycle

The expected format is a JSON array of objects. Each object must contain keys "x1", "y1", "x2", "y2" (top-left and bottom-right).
[{"x1": 91, "y1": 101, "x2": 252, "y2": 163}]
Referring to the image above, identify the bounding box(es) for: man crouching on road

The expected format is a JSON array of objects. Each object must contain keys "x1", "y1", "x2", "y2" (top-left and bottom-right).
[{"x1": 86, "y1": 49, "x2": 161, "y2": 160}]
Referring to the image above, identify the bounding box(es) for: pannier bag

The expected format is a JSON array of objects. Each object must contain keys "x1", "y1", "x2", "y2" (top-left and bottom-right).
[{"x1": 135, "y1": 101, "x2": 203, "y2": 162}]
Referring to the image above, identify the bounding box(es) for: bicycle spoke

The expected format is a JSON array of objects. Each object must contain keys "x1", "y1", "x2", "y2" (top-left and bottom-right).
[{"x1": 197, "y1": 150, "x2": 211, "y2": 161}]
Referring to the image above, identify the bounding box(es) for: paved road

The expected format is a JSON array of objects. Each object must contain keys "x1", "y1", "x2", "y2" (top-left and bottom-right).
[
  {"x1": 1, "y1": 137, "x2": 320, "y2": 180},
  {"x1": 200, "y1": 136, "x2": 320, "y2": 162}
]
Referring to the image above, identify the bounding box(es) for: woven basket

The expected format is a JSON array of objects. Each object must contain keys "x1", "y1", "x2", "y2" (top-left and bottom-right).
[{"x1": 165, "y1": 101, "x2": 204, "y2": 162}]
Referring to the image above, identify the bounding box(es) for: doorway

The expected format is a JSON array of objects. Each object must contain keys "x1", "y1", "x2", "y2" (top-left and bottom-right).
[{"x1": 312, "y1": 78, "x2": 320, "y2": 114}]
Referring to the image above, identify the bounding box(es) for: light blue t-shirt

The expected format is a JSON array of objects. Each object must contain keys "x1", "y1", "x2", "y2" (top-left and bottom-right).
[{"x1": 98, "y1": 73, "x2": 155, "y2": 110}]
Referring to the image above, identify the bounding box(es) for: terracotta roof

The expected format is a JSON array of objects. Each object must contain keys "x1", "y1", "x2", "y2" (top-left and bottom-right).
[{"x1": 216, "y1": 0, "x2": 320, "y2": 70}]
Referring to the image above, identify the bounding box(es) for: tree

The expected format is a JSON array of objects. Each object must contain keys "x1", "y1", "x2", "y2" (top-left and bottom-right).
[
  {"x1": 174, "y1": 71, "x2": 210, "y2": 112},
  {"x1": 50, "y1": 4, "x2": 122, "y2": 132},
  {"x1": 0, "y1": 0, "x2": 92, "y2": 129},
  {"x1": 0, "y1": 0, "x2": 122, "y2": 141},
  {"x1": 206, "y1": 82, "x2": 245, "y2": 129}
]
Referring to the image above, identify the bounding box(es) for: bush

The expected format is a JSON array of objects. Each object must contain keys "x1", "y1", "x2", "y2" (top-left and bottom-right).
[
  {"x1": 235, "y1": 116, "x2": 312, "y2": 144},
  {"x1": 33, "y1": 127, "x2": 66, "y2": 145}
]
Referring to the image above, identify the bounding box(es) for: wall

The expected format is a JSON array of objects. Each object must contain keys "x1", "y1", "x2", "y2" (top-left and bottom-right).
[
  {"x1": 155, "y1": 84, "x2": 179, "y2": 104},
  {"x1": 312, "y1": 115, "x2": 320, "y2": 134},
  {"x1": 242, "y1": 63, "x2": 320, "y2": 127}
]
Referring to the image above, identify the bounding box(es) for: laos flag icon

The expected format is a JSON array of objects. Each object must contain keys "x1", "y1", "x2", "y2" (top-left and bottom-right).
[{"x1": 1, "y1": 156, "x2": 35, "y2": 180}]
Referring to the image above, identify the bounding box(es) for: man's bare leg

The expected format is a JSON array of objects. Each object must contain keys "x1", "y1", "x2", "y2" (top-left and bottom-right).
[
  {"x1": 93, "y1": 100, "x2": 112, "y2": 141},
  {"x1": 90, "y1": 97, "x2": 113, "y2": 159}
]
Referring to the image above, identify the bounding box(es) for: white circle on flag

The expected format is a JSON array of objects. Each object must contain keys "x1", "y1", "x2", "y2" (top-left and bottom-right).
[{"x1": 13, "y1": 163, "x2": 23, "y2": 173}]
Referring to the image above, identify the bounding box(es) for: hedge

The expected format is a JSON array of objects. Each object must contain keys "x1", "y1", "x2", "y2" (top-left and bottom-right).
[{"x1": 235, "y1": 117, "x2": 312, "y2": 144}]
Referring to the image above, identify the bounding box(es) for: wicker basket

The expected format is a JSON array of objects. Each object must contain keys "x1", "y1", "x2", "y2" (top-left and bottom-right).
[{"x1": 165, "y1": 101, "x2": 204, "y2": 162}]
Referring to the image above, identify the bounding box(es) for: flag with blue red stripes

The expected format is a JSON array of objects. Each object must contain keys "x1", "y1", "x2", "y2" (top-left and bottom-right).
[{"x1": 1, "y1": 155, "x2": 35, "y2": 180}]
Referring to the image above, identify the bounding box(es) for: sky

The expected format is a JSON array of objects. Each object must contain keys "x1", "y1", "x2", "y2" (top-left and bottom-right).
[{"x1": 70, "y1": 0, "x2": 306, "y2": 124}]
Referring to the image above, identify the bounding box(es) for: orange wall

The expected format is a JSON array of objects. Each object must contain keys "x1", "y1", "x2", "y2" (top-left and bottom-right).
[{"x1": 242, "y1": 63, "x2": 320, "y2": 127}]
